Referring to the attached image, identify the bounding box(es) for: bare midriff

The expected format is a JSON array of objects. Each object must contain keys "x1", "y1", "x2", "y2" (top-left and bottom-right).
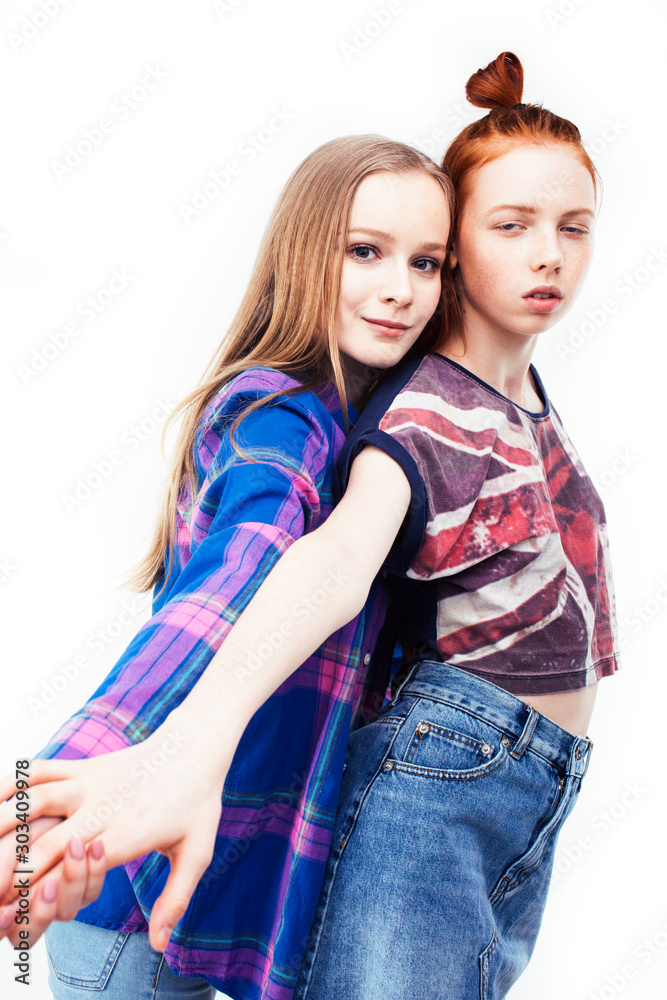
[{"x1": 514, "y1": 683, "x2": 598, "y2": 738}]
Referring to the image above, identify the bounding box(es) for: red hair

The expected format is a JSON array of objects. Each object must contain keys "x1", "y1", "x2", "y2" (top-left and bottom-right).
[{"x1": 443, "y1": 52, "x2": 600, "y2": 241}]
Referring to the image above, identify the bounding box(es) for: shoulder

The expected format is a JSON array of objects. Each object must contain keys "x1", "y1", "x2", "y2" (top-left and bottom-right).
[
  {"x1": 197, "y1": 367, "x2": 342, "y2": 478},
  {"x1": 348, "y1": 355, "x2": 504, "y2": 465},
  {"x1": 380, "y1": 354, "x2": 508, "y2": 437},
  {"x1": 344, "y1": 355, "x2": 431, "y2": 440},
  {"x1": 204, "y1": 366, "x2": 310, "y2": 419},
  {"x1": 200, "y1": 366, "x2": 341, "y2": 436}
]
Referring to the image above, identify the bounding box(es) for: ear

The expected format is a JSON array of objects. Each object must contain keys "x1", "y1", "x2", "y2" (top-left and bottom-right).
[{"x1": 447, "y1": 245, "x2": 458, "y2": 271}]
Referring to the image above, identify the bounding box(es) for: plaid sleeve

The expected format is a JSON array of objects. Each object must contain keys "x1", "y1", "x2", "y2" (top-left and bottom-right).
[{"x1": 36, "y1": 385, "x2": 333, "y2": 761}]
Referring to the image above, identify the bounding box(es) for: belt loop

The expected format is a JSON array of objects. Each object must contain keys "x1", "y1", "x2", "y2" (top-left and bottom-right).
[
  {"x1": 567, "y1": 736, "x2": 593, "y2": 779},
  {"x1": 509, "y1": 706, "x2": 540, "y2": 760},
  {"x1": 388, "y1": 657, "x2": 423, "y2": 706}
]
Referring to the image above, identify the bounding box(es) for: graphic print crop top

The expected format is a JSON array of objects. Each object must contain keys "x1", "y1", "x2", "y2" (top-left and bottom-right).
[{"x1": 336, "y1": 353, "x2": 621, "y2": 695}]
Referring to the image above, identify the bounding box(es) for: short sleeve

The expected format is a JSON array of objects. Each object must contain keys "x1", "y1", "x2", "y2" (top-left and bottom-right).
[
  {"x1": 335, "y1": 356, "x2": 502, "y2": 581},
  {"x1": 336, "y1": 426, "x2": 429, "y2": 576},
  {"x1": 333, "y1": 358, "x2": 428, "y2": 575}
]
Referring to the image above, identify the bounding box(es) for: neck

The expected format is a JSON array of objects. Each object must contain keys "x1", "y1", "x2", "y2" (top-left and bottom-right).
[
  {"x1": 340, "y1": 353, "x2": 382, "y2": 410},
  {"x1": 438, "y1": 318, "x2": 539, "y2": 410}
]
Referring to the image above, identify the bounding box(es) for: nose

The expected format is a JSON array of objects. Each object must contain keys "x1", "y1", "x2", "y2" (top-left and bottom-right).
[
  {"x1": 532, "y1": 229, "x2": 564, "y2": 273},
  {"x1": 379, "y1": 258, "x2": 414, "y2": 308}
]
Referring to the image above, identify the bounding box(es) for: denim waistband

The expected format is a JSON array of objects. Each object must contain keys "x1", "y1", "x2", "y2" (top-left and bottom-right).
[{"x1": 395, "y1": 659, "x2": 593, "y2": 779}]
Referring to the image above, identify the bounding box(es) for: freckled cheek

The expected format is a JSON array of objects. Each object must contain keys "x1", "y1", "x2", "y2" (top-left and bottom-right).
[
  {"x1": 456, "y1": 235, "x2": 507, "y2": 293},
  {"x1": 459, "y1": 254, "x2": 506, "y2": 300},
  {"x1": 567, "y1": 244, "x2": 594, "y2": 288}
]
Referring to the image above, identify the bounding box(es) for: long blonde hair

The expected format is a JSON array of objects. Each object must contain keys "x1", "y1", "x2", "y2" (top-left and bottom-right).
[{"x1": 124, "y1": 135, "x2": 455, "y2": 597}]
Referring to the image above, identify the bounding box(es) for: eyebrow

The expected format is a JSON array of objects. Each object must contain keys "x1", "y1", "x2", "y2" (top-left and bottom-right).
[
  {"x1": 484, "y1": 204, "x2": 596, "y2": 219},
  {"x1": 347, "y1": 228, "x2": 448, "y2": 252}
]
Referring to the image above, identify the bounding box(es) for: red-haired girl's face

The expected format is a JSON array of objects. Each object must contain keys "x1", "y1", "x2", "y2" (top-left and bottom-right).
[{"x1": 450, "y1": 144, "x2": 596, "y2": 343}]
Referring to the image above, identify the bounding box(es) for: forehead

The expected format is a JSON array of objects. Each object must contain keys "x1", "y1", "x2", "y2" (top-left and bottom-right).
[
  {"x1": 349, "y1": 170, "x2": 450, "y2": 228},
  {"x1": 464, "y1": 145, "x2": 596, "y2": 214}
]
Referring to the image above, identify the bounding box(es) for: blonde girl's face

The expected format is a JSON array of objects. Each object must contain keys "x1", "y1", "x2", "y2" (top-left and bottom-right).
[
  {"x1": 335, "y1": 170, "x2": 450, "y2": 389},
  {"x1": 450, "y1": 144, "x2": 596, "y2": 342}
]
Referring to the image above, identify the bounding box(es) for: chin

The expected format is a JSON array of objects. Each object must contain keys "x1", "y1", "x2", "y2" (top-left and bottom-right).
[{"x1": 376, "y1": 344, "x2": 416, "y2": 368}]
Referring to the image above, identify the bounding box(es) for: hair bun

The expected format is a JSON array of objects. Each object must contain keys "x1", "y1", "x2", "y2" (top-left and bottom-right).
[{"x1": 466, "y1": 51, "x2": 524, "y2": 110}]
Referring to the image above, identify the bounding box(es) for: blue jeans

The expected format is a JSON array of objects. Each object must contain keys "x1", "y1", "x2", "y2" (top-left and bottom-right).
[
  {"x1": 294, "y1": 660, "x2": 593, "y2": 1000},
  {"x1": 45, "y1": 920, "x2": 216, "y2": 999}
]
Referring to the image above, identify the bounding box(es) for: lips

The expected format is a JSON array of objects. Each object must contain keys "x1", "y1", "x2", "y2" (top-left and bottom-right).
[
  {"x1": 363, "y1": 317, "x2": 410, "y2": 336},
  {"x1": 523, "y1": 285, "x2": 563, "y2": 315}
]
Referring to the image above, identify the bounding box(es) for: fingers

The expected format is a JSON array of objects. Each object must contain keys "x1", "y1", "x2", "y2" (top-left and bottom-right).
[
  {"x1": 2, "y1": 871, "x2": 61, "y2": 948},
  {"x1": 81, "y1": 839, "x2": 107, "y2": 907},
  {"x1": 0, "y1": 856, "x2": 63, "y2": 949},
  {"x1": 0, "y1": 815, "x2": 62, "y2": 900},
  {"x1": 0, "y1": 771, "x2": 78, "y2": 839},
  {"x1": 0, "y1": 837, "x2": 107, "y2": 949},
  {"x1": 0, "y1": 759, "x2": 79, "y2": 805},
  {"x1": 0, "y1": 819, "x2": 80, "y2": 907},
  {"x1": 148, "y1": 843, "x2": 213, "y2": 952},
  {"x1": 54, "y1": 836, "x2": 88, "y2": 921},
  {"x1": 0, "y1": 900, "x2": 17, "y2": 935},
  {"x1": 0, "y1": 798, "x2": 20, "y2": 838}
]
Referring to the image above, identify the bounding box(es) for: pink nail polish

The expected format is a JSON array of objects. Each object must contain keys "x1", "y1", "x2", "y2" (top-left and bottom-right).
[
  {"x1": 69, "y1": 835, "x2": 84, "y2": 860},
  {"x1": 0, "y1": 907, "x2": 14, "y2": 930},
  {"x1": 43, "y1": 878, "x2": 59, "y2": 903},
  {"x1": 90, "y1": 839, "x2": 104, "y2": 860}
]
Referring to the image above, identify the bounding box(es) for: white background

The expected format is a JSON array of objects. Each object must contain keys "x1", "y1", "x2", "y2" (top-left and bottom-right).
[{"x1": 0, "y1": 1, "x2": 665, "y2": 997}]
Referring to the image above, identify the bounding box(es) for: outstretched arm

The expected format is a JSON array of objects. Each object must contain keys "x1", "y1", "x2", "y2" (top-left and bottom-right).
[
  {"x1": 0, "y1": 446, "x2": 410, "y2": 950},
  {"x1": 169, "y1": 444, "x2": 411, "y2": 732},
  {"x1": 2, "y1": 380, "x2": 335, "y2": 945}
]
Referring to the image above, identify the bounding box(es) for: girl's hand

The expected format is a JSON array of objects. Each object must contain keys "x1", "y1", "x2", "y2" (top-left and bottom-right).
[
  {"x1": 0, "y1": 821, "x2": 107, "y2": 948},
  {"x1": 0, "y1": 721, "x2": 232, "y2": 952}
]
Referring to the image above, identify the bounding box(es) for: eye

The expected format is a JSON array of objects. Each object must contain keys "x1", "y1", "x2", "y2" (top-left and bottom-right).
[
  {"x1": 412, "y1": 257, "x2": 442, "y2": 274},
  {"x1": 495, "y1": 222, "x2": 524, "y2": 233},
  {"x1": 561, "y1": 225, "x2": 589, "y2": 236},
  {"x1": 347, "y1": 243, "x2": 379, "y2": 261}
]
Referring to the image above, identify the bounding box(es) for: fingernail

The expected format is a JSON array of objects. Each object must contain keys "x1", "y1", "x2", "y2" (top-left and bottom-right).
[
  {"x1": 0, "y1": 906, "x2": 14, "y2": 930},
  {"x1": 90, "y1": 839, "x2": 104, "y2": 860},
  {"x1": 43, "y1": 878, "x2": 59, "y2": 903},
  {"x1": 69, "y1": 835, "x2": 85, "y2": 860}
]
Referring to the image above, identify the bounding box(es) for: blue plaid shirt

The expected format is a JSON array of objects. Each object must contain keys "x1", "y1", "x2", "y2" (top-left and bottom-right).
[{"x1": 37, "y1": 368, "x2": 390, "y2": 1000}]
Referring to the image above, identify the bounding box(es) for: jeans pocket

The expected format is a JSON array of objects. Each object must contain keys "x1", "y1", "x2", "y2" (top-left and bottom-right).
[
  {"x1": 46, "y1": 920, "x2": 129, "y2": 988},
  {"x1": 392, "y1": 705, "x2": 507, "y2": 781}
]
